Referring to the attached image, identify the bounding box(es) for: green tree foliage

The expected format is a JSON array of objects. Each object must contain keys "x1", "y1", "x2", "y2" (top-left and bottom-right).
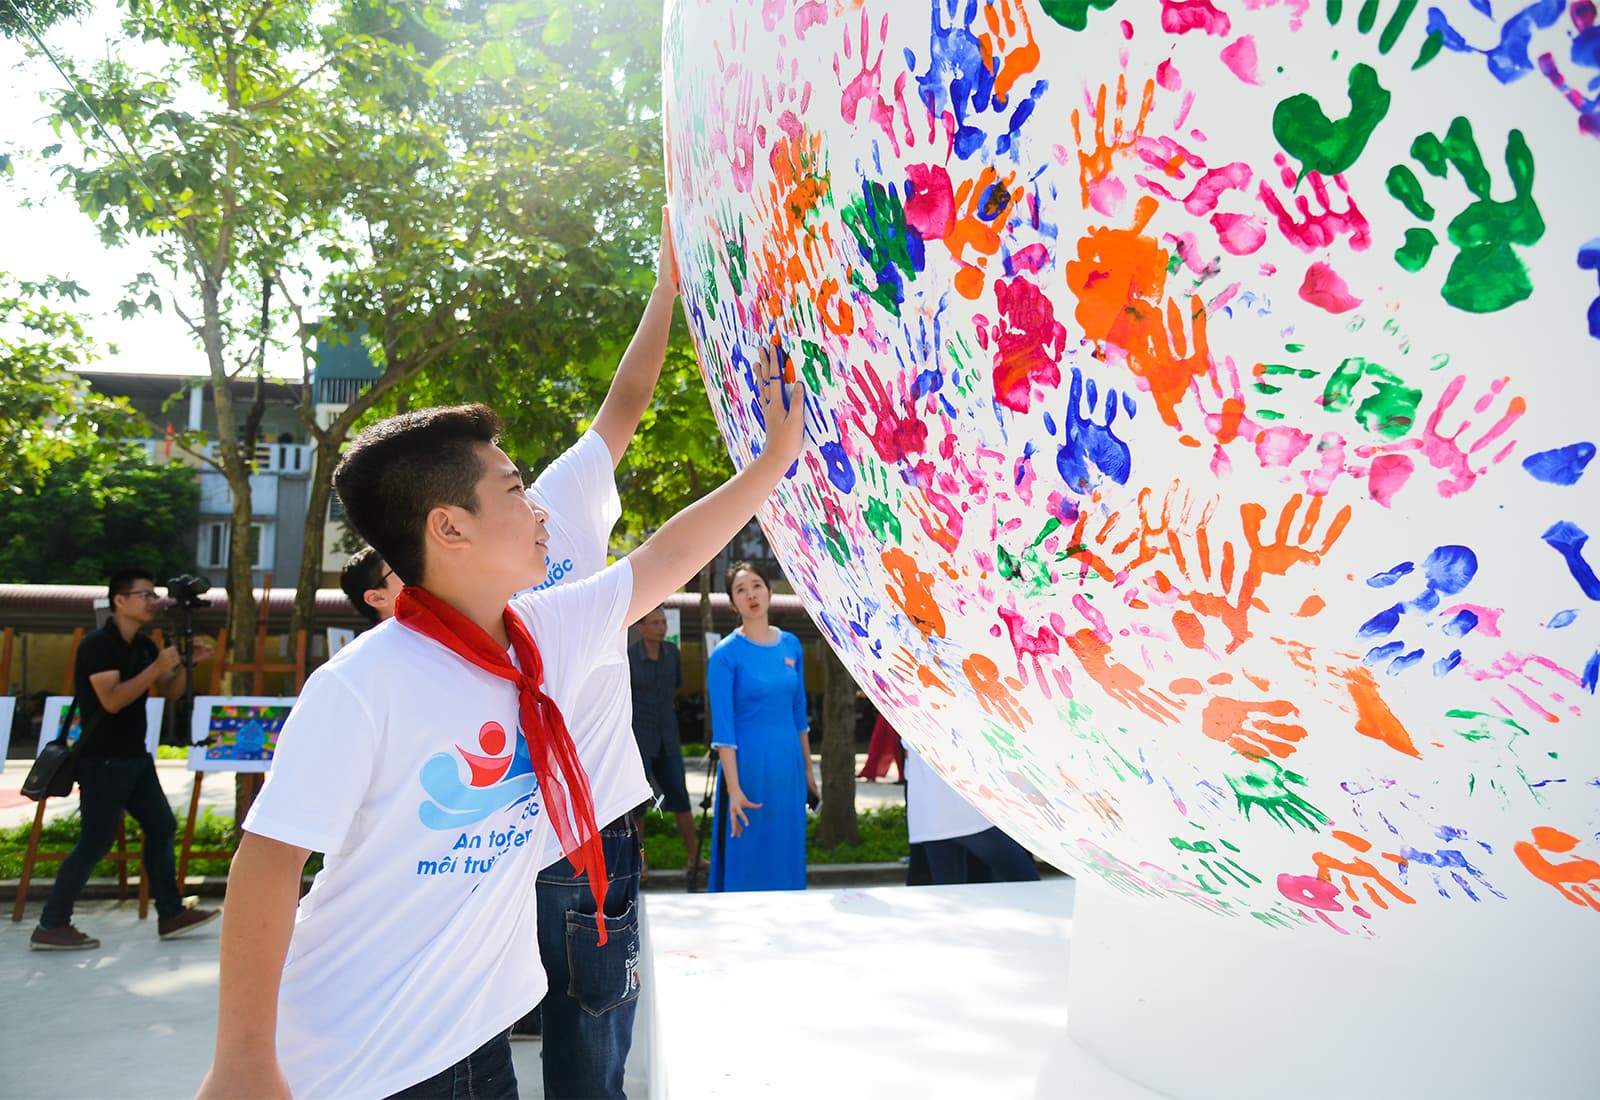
[
  {"x1": 0, "y1": 444, "x2": 200, "y2": 583},
  {"x1": 0, "y1": 272, "x2": 141, "y2": 493},
  {"x1": 0, "y1": 0, "x2": 90, "y2": 40},
  {"x1": 35, "y1": 0, "x2": 733, "y2": 639},
  {"x1": 41, "y1": 0, "x2": 399, "y2": 664},
  {"x1": 376, "y1": 0, "x2": 733, "y2": 544}
]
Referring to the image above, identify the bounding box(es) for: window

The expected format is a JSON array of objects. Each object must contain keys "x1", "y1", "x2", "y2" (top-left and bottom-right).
[{"x1": 198, "y1": 521, "x2": 272, "y2": 571}]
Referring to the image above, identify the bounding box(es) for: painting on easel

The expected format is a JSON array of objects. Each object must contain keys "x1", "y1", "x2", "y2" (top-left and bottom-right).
[
  {"x1": 188, "y1": 696, "x2": 296, "y2": 773},
  {"x1": 0, "y1": 696, "x2": 15, "y2": 763},
  {"x1": 37, "y1": 695, "x2": 163, "y2": 758}
]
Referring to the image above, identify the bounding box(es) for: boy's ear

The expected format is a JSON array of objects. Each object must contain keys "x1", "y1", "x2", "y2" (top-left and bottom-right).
[
  {"x1": 363, "y1": 589, "x2": 388, "y2": 612},
  {"x1": 424, "y1": 505, "x2": 471, "y2": 551}
]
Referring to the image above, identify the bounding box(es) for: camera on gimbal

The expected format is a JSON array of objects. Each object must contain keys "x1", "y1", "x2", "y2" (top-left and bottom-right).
[{"x1": 166, "y1": 573, "x2": 212, "y2": 609}]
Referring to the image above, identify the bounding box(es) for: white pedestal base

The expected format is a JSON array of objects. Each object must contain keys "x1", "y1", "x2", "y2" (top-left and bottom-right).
[{"x1": 1066, "y1": 881, "x2": 1597, "y2": 1099}]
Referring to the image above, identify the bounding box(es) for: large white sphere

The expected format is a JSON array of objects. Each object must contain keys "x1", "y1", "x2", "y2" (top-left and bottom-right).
[{"x1": 663, "y1": 0, "x2": 1600, "y2": 939}]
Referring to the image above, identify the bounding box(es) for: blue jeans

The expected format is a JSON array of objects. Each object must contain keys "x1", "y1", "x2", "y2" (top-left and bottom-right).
[
  {"x1": 385, "y1": 1028, "x2": 517, "y2": 1099},
  {"x1": 534, "y1": 818, "x2": 643, "y2": 1099},
  {"x1": 41, "y1": 755, "x2": 183, "y2": 927},
  {"x1": 924, "y1": 826, "x2": 1041, "y2": 885}
]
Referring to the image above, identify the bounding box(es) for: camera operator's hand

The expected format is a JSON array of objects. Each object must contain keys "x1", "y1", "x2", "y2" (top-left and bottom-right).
[
  {"x1": 155, "y1": 646, "x2": 183, "y2": 676},
  {"x1": 191, "y1": 638, "x2": 216, "y2": 665}
]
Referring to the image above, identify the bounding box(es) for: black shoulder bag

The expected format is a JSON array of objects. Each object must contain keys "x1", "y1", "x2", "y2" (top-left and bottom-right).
[{"x1": 21, "y1": 698, "x2": 82, "y2": 801}]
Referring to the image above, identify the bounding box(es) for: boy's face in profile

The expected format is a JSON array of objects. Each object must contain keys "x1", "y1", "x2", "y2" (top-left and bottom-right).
[{"x1": 439, "y1": 442, "x2": 548, "y2": 597}]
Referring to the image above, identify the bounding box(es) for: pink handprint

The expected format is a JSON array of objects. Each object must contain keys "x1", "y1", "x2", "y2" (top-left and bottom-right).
[{"x1": 1356, "y1": 373, "x2": 1525, "y2": 499}]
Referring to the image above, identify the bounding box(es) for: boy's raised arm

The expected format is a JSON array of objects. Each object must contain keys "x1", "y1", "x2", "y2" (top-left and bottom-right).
[
  {"x1": 624, "y1": 346, "x2": 805, "y2": 625},
  {"x1": 196, "y1": 832, "x2": 310, "y2": 1100},
  {"x1": 590, "y1": 209, "x2": 680, "y2": 468}
]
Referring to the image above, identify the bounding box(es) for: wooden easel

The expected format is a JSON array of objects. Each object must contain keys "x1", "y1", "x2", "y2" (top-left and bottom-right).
[
  {"x1": 176, "y1": 576, "x2": 307, "y2": 893},
  {"x1": 11, "y1": 627, "x2": 153, "y2": 922}
]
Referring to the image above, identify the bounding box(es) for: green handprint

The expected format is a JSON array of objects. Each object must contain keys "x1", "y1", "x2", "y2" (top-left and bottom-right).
[
  {"x1": 841, "y1": 179, "x2": 921, "y2": 318},
  {"x1": 797, "y1": 338, "x2": 832, "y2": 390},
  {"x1": 1321, "y1": 357, "x2": 1421, "y2": 438},
  {"x1": 1253, "y1": 354, "x2": 1420, "y2": 439},
  {"x1": 1385, "y1": 117, "x2": 1545, "y2": 313},
  {"x1": 1324, "y1": 0, "x2": 1441, "y2": 65},
  {"x1": 857, "y1": 454, "x2": 904, "y2": 545},
  {"x1": 1226, "y1": 760, "x2": 1329, "y2": 832},
  {"x1": 712, "y1": 198, "x2": 749, "y2": 297},
  {"x1": 1273, "y1": 63, "x2": 1391, "y2": 179},
  {"x1": 1038, "y1": 0, "x2": 1119, "y2": 32}
]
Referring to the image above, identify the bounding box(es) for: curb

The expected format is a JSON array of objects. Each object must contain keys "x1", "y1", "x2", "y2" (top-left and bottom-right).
[
  {"x1": 4, "y1": 860, "x2": 1064, "y2": 906},
  {"x1": 3, "y1": 861, "x2": 918, "y2": 904}
]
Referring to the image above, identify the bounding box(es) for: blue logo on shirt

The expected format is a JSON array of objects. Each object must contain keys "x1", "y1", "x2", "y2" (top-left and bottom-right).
[
  {"x1": 531, "y1": 556, "x2": 574, "y2": 592},
  {"x1": 418, "y1": 723, "x2": 540, "y2": 831}
]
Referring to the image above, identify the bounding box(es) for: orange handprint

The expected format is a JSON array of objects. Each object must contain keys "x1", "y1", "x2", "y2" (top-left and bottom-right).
[
  {"x1": 1514, "y1": 826, "x2": 1600, "y2": 911},
  {"x1": 963, "y1": 651, "x2": 1033, "y2": 729},
  {"x1": 1240, "y1": 491, "x2": 1353, "y2": 596},
  {"x1": 1069, "y1": 484, "x2": 1188, "y2": 589},
  {"x1": 1072, "y1": 72, "x2": 1158, "y2": 215},
  {"x1": 941, "y1": 165, "x2": 1025, "y2": 299},
  {"x1": 1202, "y1": 684, "x2": 1310, "y2": 761},
  {"x1": 1155, "y1": 514, "x2": 1250, "y2": 653},
  {"x1": 1314, "y1": 830, "x2": 1416, "y2": 910},
  {"x1": 1067, "y1": 197, "x2": 1216, "y2": 429}
]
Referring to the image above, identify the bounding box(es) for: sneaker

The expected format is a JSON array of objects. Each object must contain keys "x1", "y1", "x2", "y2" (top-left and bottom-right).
[
  {"x1": 158, "y1": 907, "x2": 221, "y2": 940},
  {"x1": 30, "y1": 924, "x2": 100, "y2": 951}
]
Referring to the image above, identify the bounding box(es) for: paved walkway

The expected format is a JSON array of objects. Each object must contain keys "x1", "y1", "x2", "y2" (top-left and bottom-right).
[{"x1": 0, "y1": 898, "x2": 640, "y2": 1099}]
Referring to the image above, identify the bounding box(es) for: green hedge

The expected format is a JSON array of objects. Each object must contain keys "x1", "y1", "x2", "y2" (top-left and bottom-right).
[
  {"x1": 640, "y1": 803, "x2": 909, "y2": 868},
  {"x1": 0, "y1": 807, "x2": 242, "y2": 879},
  {"x1": 2, "y1": 803, "x2": 909, "y2": 882}
]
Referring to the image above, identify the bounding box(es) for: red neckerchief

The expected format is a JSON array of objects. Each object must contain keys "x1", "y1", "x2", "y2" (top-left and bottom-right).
[{"x1": 395, "y1": 585, "x2": 609, "y2": 943}]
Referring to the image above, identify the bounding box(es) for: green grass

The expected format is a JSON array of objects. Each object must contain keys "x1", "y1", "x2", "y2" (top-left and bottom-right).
[{"x1": 640, "y1": 802, "x2": 908, "y2": 868}]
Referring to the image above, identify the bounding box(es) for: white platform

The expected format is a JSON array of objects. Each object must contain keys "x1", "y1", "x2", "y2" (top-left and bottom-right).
[{"x1": 640, "y1": 879, "x2": 1155, "y2": 1100}]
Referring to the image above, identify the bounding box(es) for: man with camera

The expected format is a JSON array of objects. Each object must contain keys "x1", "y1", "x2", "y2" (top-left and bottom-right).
[{"x1": 30, "y1": 568, "x2": 221, "y2": 950}]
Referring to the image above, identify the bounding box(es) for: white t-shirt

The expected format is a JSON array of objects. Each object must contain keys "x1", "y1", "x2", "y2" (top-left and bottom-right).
[
  {"x1": 905, "y1": 750, "x2": 994, "y2": 844},
  {"x1": 242, "y1": 561, "x2": 633, "y2": 1100},
  {"x1": 524, "y1": 430, "x2": 650, "y2": 833}
]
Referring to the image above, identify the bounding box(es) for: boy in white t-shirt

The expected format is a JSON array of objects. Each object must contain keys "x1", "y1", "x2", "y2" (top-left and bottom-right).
[
  {"x1": 512, "y1": 212, "x2": 680, "y2": 1098},
  {"x1": 196, "y1": 360, "x2": 804, "y2": 1099}
]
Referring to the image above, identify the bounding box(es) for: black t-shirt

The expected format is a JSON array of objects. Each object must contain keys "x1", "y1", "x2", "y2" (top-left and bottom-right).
[{"x1": 73, "y1": 620, "x2": 160, "y2": 758}]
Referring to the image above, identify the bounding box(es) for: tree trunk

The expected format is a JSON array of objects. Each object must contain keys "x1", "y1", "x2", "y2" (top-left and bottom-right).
[
  {"x1": 815, "y1": 640, "x2": 860, "y2": 848},
  {"x1": 289, "y1": 434, "x2": 342, "y2": 641},
  {"x1": 198, "y1": 279, "x2": 258, "y2": 678}
]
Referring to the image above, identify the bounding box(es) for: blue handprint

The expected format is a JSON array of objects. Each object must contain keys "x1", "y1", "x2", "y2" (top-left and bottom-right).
[
  {"x1": 1387, "y1": 833, "x2": 1508, "y2": 902},
  {"x1": 907, "y1": 0, "x2": 1049, "y2": 160},
  {"x1": 1049, "y1": 366, "x2": 1134, "y2": 494},
  {"x1": 1424, "y1": 0, "x2": 1565, "y2": 85},
  {"x1": 1541, "y1": 521, "x2": 1600, "y2": 600},
  {"x1": 1582, "y1": 239, "x2": 1600, "y2": 340},
  {"x1": 1358, "y1": 544, "x2": 1479, "y2": 675}
]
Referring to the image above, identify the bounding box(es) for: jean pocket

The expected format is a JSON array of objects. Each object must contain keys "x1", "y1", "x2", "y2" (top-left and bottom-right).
[{"x1": 564, "y1": 898, "x2": 642, "y2": 1018}]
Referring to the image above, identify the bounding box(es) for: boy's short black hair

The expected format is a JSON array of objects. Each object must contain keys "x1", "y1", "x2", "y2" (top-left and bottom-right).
[
  {"x1": 724, "y1": 560, "x2": 771, "y2": 600},
  {"x1": 333, "y1": 404, "x2": 503, "y2": 586},
  {"x1": 340, "y1": 546, "x2": 385, "y2": 627},
  {"x1": 108, "y1": 567, "x2": 156, "y2": 603}
]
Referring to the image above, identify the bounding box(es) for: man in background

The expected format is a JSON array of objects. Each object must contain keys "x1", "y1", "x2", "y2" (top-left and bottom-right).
[{"x1": 31, "y1": 567, "x2": 220, "y2": 950}]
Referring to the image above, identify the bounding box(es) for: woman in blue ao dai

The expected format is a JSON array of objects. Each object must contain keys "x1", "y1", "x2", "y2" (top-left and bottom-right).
[{"x1": 707, "y1": 560, "x2": 817, "y2": 892}]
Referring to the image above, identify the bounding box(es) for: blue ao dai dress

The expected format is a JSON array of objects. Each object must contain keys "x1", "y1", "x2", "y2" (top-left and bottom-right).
[{"x1": 707, "y1": 629, "x2": 809, "y2": 892}]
